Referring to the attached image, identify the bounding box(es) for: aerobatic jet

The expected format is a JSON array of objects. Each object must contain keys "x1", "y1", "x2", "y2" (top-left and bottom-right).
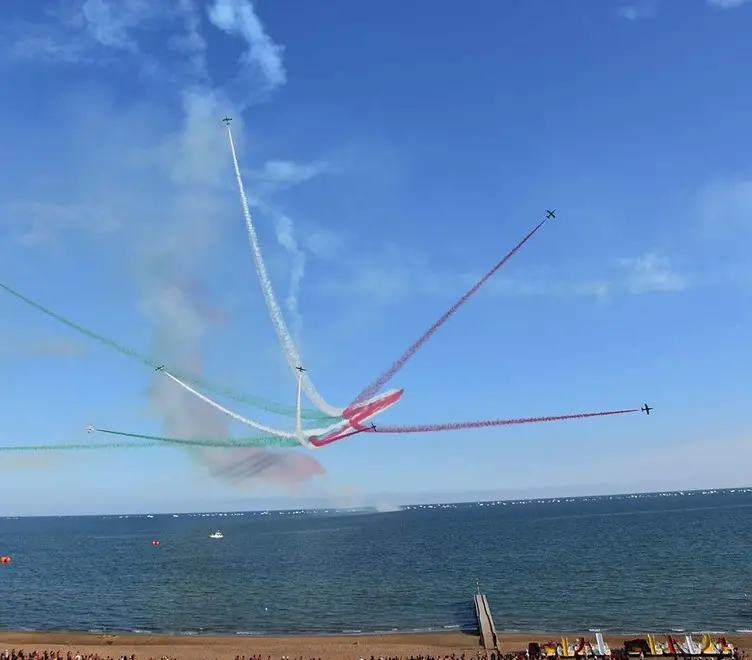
[
  {"x1": 155, "y1": 365, "x2": 165, "y2": 371},
  {"x1": 546, "y1": 209, "x2": 556, "y2": 219},
  {"x1": 222, "y1": 116, "x2": 232, "y2": 125},
  {"x1": 641, "y1": 403, "x2": 653, "y2": 415}
]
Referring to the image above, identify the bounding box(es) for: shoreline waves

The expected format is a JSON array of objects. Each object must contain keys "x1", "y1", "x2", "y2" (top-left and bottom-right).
[
  {"x1": 2, "y1": 631, "x2": 752, "y2": 660},
  {"x1": 5, "y1": 628, "x2": 752, "y2": 638}
]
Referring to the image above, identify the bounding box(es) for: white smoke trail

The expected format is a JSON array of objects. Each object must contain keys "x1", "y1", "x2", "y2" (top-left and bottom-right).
[
  {"x1": 295, "y1": 368, "x2": 304, "y2": 443},
  {"x1": 161, "y1": 368, "x2": 351, "y2": 447},
  {"x1": 224, "y1": 124, "x2": 343, "y2": 418}
]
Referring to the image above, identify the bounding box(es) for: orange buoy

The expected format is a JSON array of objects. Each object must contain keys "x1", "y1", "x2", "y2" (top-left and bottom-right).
[{"x1": 0, "y1": 556, "x2": 11, "y2": 564}]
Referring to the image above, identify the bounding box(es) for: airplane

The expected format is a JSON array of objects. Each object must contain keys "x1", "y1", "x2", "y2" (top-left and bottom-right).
[
  {"x1": 155, "y1": 364, "x2": 165, "y2": 372},
  {"x1": 546, "y1": 209, "x2": 556, "y2": 219},
  {"x1": 222, "y1": 115, "x2": 232, "y2": 125},
  {"x1": 641, "y1": 403, "x2": 653, "y2": 415},
  {"x1": 327, "y1": 422, "x2": 376, "y2": 441},
  {"x1": 86, "y1": 425, "x2": 94, "y2": 434},
  {"x1": 295, "y1": 365, "x2": 306, "y2": 373}
]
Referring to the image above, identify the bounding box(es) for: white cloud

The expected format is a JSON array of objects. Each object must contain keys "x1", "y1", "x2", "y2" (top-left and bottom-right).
[
  {"x1": 274, "y1": 213, "x2": 306, "y2": 336},
  {"x1": 207, "y1": 0, "x2": 286, "y2": 91},
  {"x1": 4, "y1": 200, "x2": 121, "y2": 247},
  {"x1": 698, "y1": 178, "x2": 752, "y2": 231},
  {"x1": 244, "y1": 159, "x2": 333, "y2": 200},
  {"x1": 1, "y1": 0, "x2": 285, "y2": 91},
  {"x1": 346, "y1": 250, "x2": 455, "y2": 304},
  {"x1": 169, "y1": 0, "x2": 209, "y2": 80},
  {"x1": 259, "y1": 160, "x2": 330, "y2": 186},
  {"x1": 304, "y1": 228, "x2": 344, "y2": 260},
  {"x1": 316, "y1": 243, "x2": 687, "y2": 306},
  {"x1": 617, "y1": 4, "x2": 656, "y2": 20},
  {"x1": 706, "y1": 0, "x2": 752, "y2": 8},
  {"x1": 75, "y1": 0, "x2": 154, "y2": 51},
  {"x1": 2, "y1": 0, "x2": 203, "y2": 81},
  {"x1": 5, "y1": 31, "x2": 93, "y2": 65},
  {"x1": 0, "y1": 334, "x2": 87, "y2": 358},
  {"x1": 617, "y1": 251, "x2": 687, "y2": 294}
]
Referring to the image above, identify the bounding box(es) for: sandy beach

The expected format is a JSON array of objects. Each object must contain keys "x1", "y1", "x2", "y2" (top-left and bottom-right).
[{"x1": 1, "y1": 632, "x2": 751, "y2": 660}]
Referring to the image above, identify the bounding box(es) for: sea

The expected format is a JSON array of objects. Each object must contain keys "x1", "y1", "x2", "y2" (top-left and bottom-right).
[{"x1": 2, "y1": 489, "x2": 752, "y2": 637}]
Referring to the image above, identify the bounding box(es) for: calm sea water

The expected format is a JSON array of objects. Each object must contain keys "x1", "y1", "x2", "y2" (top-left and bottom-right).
[{"x1": 3, "y1": 490, "x2": 752, "y2": 636}]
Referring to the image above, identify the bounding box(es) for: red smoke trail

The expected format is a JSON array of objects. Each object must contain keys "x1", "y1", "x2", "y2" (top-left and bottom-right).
[
  {"x1": 374, "y1": 408, "x2": 640, "y2": 434},
  {"x1": 347, "y1": 215, "x2": 550, "y2": 410},
  {"x1": 309, "y1": 407, "x2": 639, "y2": 447}
]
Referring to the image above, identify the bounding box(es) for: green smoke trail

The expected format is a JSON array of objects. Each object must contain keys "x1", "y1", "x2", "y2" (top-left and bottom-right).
[
  {"x1": 95, "y1": 427, "x2": 301, "y2": 448},
  {"x1": 0, "y1": 281, "x2": 338, "y2": 422},
  {"x1": 0, "y1": 430, "x2": 303, "y2": 452},
  {"x1": 0, "y1": 442, "x2": 159, "y2": 452}
]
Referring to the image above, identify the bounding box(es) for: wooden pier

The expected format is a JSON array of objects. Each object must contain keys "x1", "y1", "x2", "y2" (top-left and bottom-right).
[{"x1": 474, "y1": 587, "x2": 497, "y2": 650}]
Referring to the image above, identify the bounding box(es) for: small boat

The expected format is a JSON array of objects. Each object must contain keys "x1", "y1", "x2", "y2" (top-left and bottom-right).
[{"x1": 209, "y1": 531, "x2": 224, "y2": 539}]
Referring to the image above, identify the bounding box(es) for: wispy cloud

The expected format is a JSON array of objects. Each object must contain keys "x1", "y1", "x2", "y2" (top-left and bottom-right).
[
  {"x1": 616, "y1": 2, "x2": 658, "y2": 21},
  {"x1": 3, "y1": 1, "x2": 178, "y2": 74},
  {"x1": 315, "y1": 244, "x2": 687, "y2": 306},
  {"x1": 706, "y1": 0, "x2": 752, "y2": 8},
  {"x1": 3, "y1": 0, "x2": 285, "y2": 93},
  {"x1": 304, "y1": 228, "x2": 344, "y2": 260},
  {"x1": 0, "y1": 335, "x2": 88, "y2": 359},
  {"x1": 207, "y1": 0, "x2": 286, "y2": 91},
  {"x1": 249, "y1": 160, "x2": 332, "y2": 192},
  {"x1": 70, "y1": 0, "x2": 156, "y2": 51},
  {"x1": 616, "y1": 4, "x2": 656, "y2": 20},
  {"x1": 698, "y1": 177, "x2": 752, "y2": 231},
  {"x1": 273, "y1": 214, "x2": 307, "y2": 336},
  {"x1": 4, "y1": 200, "x2": 121, "y2": 248},
  {"x1": 616, "y1": 251, "x2": 687, "y2": 294}
]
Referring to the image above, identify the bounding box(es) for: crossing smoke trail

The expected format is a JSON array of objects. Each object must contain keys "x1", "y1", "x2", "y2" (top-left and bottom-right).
[
  {"x1": 348, "y1": 215, "x2": 551, "y2": 410},
  {"x1": 0, "y1": 282, "x2": 334, "y2": 421},
  {"x1": 151, "y1": 346, "x2": 325, "y2": 485},
  {"x1": 224, "y1": 124, "x2": 343, "y2": 418},
  {"x1": 159, "y1": 367, "x2": 353, "y2": 446}
]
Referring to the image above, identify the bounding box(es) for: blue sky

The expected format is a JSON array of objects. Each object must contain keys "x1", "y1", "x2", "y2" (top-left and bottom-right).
[{"x1": 1, "y1": 0, "x2": 751, "y2": 516}]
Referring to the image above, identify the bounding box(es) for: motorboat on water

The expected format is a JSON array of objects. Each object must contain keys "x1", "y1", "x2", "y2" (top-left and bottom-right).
[{"x1": 209, "y1": 531, "x2": 224, "y2": 539}]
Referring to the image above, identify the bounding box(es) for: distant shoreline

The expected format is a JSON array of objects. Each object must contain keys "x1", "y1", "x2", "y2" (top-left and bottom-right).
[{"x1": 3, "y1": 485, "x2": 752, "y2": 518}]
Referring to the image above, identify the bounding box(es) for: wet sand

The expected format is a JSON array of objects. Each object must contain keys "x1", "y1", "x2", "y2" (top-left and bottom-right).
[{"x1": 1, "y1": 632, "x2": 751, "y2": 660}]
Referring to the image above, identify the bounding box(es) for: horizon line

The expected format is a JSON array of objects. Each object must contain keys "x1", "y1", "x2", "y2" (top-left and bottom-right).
[{"x1": 2, "y1": 485, "x2": 750, "y2": 519}]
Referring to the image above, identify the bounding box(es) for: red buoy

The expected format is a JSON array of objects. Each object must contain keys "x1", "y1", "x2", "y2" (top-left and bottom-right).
[
  {"x1": 0, "y1": 556, "x2": 11, "y2": 564},
  {"x1": 151, "y1": 540, "x2": 160, "y2": 546}
]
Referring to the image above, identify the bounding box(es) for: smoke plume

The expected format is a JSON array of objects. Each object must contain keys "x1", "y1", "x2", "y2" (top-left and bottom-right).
[{"x1": 140, "y1": 90, "x2": 325, "y2": 489}]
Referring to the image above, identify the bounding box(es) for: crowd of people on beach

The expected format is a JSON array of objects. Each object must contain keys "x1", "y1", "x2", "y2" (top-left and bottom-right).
[
  {"x1": 0, "y1": 651, "x2": 746, "y2": 660},
  {"x1": 0, "y1": 654, "x2": 504, "y2": 660},
  {"x1": 0, "y1": 653, "x2": 530, "y2": 660},
  {"x1": 0, "y1": 655, "x2": 529, "y2": 660},
  {"x1": 1, "y1": 653, "x2": 136, "y2": 660}
]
